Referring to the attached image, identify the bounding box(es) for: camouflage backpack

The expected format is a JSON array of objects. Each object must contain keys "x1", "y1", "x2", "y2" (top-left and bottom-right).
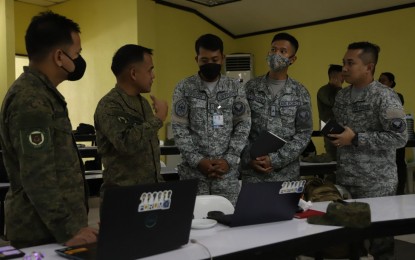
[{"x1": 304, "y1": 177, "x2": 343, "y2": 202}]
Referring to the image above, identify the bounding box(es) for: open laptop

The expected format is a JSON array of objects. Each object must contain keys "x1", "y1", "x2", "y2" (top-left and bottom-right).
[
  {"x1": 209, "y1": 180, "x2": 305, "y2": 227},
  {"x1": 56, "y1": 179, "x2": 198, "y2": 260}
]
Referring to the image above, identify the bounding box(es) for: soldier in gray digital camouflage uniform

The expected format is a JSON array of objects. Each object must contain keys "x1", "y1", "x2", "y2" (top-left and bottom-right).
[
  {"x1": 94, "y1": 45, "x2": 168, "y2": 197},
  {"x1": 171, "y1": 34, "x2": 251, "y2": 205},
  {"x1": 0, "y1": 12, "x2": 97, "y2": 248},
  {"x1": 330, "y1": 42, "x2": 407, "y2": 260},
  {"x1": 240, "y1": 33, "x2": 312, "y2": 183}
]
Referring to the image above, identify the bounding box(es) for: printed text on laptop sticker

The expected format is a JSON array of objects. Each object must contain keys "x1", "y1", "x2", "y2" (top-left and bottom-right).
[
  {"x1": 138, "y1": 190, "x2": 173, "y2": 212},
  {"x1": 279, "y1": 180, "x2": 306, "y2": 194}
]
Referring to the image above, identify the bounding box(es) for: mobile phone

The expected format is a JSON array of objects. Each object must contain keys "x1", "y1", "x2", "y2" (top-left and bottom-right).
[
  {"x1": 321, "y1": 119, "x2": 345, "y2": 140},
  {"x1": 0, "y1": 245, "x2": 25, "y2": 259}
]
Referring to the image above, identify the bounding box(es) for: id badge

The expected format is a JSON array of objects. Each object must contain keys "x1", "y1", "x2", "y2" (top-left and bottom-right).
[
  {"x1": 270, "y1": 105, "x2": 277, "y2": 117},
  {"x1": 213, "y1": 114, "x2": 224, "y2": 128}
]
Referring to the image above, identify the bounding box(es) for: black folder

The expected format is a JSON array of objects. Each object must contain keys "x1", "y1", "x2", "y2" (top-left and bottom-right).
[{"x1": 250, "y1": 130, "x2": 287, "y2": 159}]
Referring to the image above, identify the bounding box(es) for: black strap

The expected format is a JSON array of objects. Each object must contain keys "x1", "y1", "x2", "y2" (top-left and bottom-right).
[{"x1": 71, "y1": 133, "x2": 90, "y2": 213}]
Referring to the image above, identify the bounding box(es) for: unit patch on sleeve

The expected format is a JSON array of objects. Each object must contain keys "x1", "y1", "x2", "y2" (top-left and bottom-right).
[
  {"x1": 29, "y1": 131, "x2": 45, "y2": 146},
  {"x1": 175, "y1": 99, "x2": 188, "y2": 117},
  {"x1": 20, "y1": 128, "x2": 51, "y2": 154},
  {"x1": 296, "y1": 106, "x2": 311, "y2": 121},
  {"x1": 390, "y1": 118, "x2": 406, "y2": 133},
  {"x1": 232, "y1": 101, "x2": 246, "y2": 116}
]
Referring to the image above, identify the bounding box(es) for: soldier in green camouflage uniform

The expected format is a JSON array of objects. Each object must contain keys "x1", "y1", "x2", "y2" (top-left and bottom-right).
[
  {"x1": 0, "y1": 12, "x2": 97, "y2": 248},
  {"x1": 94, "y1": 45, "x2": 168, "y2": 196},
  {"x1": 241, "y1": 33, "x2": 312, "y2": 183},
  {"x1": 317, "y1": 64, "x2": 344, "y2": 161},
  {"x1": 172, "y1": 34, "x2": 251, "y2": 205},
  {"x1": 331, "y1": 42, "x2": 407, "y2": 259}
]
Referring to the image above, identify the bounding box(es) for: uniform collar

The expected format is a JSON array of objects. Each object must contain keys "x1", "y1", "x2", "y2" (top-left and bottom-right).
[
  {"x1": 114, "y1": 84, "x2": 143, "y2": 112},
  {"x1": 24, "y1": 66, "x2": 67, "y2": 105},
  {"x1": 346, "y1": 81, "x2": 376, "y2": 102},
  {"x1": 257, "y1": 73, "x2": 295, "y2": 95},
  {"x1": 197, "y1": 74, "x2": 225, "y2": 93}
]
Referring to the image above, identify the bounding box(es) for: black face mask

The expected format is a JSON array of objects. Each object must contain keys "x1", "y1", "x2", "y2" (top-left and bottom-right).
[
  {"x1": 199, "y1": 63, "x2": 221, "y2": 81},
  {"x1": 61, "y1": 51, "x2": 87, "y2": 81}
]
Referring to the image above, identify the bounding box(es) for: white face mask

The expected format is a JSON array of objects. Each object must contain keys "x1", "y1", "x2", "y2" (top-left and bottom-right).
[{"x1": 266, "y1": 53, "x2": 291, "y2": 71}]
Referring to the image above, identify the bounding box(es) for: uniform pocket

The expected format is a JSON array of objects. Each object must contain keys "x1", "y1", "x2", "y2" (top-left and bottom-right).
[
  {"x1": 280, "y1": 106, "x2": 297, "y2": 124},
  {"x1": 250, "y1": 101, "x2": 266, "y2": 128},
  {"x1": 189, "y1": 99, "x2": 207, "y2": 124}
]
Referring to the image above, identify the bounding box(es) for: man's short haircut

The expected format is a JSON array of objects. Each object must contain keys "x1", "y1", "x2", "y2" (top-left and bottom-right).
[
  {"x1": 381, "y1": 72, "x2": 396, "y2": 88},
  {"x1": 347, "y1": 42, "x2": 380, "y2": 65},
  {"x1": 25, "y1": 11, "x2": 80, "y2": 61},
  {"x1": 111, "y1": 44, "x2": 153, "y2": 76},
  {"x1": 328, "y1": 64, "x2": 343, "y2": 77},
  {"x1": 195, "y1": 34, "x2": 223, "y2": 55},
  {"x1": 271, "y1": 32, "x2": 299, "y2": 53}
]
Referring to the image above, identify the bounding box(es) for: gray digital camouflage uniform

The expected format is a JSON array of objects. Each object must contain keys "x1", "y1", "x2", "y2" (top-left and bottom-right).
[
  {"x1": 240, "y1": 74, "x2": 313, "y2": 182},
  {"x1": 94, "y1": 86, "x2": 163, "y2": 195},
  {"x1": 0, "y1": 67, "x2": 88, "y2": 248},
  {"x1": 333, "y1": 81, "x2": 407, "y2": 199},
  {"x1": 171, "y1": 74, "x2": 251, "y2": 205}
]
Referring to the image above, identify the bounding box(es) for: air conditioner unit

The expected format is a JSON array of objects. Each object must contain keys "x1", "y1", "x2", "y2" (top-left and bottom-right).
[{"x1": 225, "y1": 53, "x2": 254, "y2": 86}]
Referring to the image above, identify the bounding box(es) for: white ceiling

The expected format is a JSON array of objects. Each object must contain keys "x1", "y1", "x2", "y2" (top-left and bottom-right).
[
  {"x1": 156, "y1": 0, "x2": 415, "y2": 38},
  {"x1": 15, "y1": 0, "x2": 68, "y2": 7},
  {"x1": 15, "y1": 0, "x2": 415, "y2": 37}
]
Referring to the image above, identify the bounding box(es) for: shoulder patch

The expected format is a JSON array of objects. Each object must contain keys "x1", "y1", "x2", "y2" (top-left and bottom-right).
[
  {"x1": 29, "y1": 131, "x2": 45, "y2": 146},
  {"x1": 232, "y1": 101, "x2": 246, "y2": 116},
  {"x1": 175, "y1": 99, "x2": 188, "y2": 117},
  {"x1": 390, "y1": 118, "x2": 406, "y2": 133},
  {"x1": 20, "y1": 128, "x2": 51, "y2": 154},
  {"x1": 297, "y1": 106, "x2": 311, "y2": 121}
]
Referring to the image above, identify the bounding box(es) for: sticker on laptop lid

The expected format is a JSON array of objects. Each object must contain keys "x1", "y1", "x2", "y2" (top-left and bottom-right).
[
  {"x1": 138, "y1": 190, "x2": 173, "y2": 212},
  {"x1": 279, "y1": 180, "x2": 306, "y2": 194}
]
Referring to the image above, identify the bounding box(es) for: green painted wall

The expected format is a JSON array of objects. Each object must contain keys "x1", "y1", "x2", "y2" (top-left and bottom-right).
[{"x1": 9, "y1": 2, "x2": 415, "y2": 153}]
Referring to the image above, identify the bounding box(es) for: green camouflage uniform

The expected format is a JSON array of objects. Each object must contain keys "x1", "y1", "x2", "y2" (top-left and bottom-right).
[
  {"x1": 317, "y1": 83, "x2": 342, "y2": 123},
  {"x1": 333, "y1": 81, "x2": 407, "y2": 198},
  {"x1": 171, "y1": 74, "x2": 251, "y2": 205},
  {"x1": 317, "y1": 83, "x2": 342, "y2": 160},
  {"x1": 0, "y1": 67, "x2": 87, "y2": 248},
  {"x1": 241, "y1": 74, "x2": 313, "y2": 182},
  {"x1": 94, "y1": 86, "x2": 163, "y2": 195}
]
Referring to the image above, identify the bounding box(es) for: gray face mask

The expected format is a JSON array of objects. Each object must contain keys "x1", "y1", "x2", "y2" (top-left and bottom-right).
[{"x1": 266, "y1": 54, "x2": 291, "y2": 71}]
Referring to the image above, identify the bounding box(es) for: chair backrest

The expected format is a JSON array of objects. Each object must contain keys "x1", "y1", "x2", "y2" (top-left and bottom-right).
[{"x1": 193, "y1": 195, "x2": 235, "y2": 219}]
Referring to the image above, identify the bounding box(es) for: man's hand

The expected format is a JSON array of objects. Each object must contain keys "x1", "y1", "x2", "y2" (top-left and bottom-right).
[
  {"x1": 150, "y1": 95, "x2": 168, "y2": 122},
  {"x1": 249, "y1": 155, "x2": 273, "y2": 174},
  {"x1": 328, "y1": 126, "x2": 355, "y2": 148},
  {"x1": 65, "y1": 227, "x2": 99, "y2": 246},
  {"x1": 211, "y1": 159, "x2": 230, "y2": 176},
  {"x1": 197, "y1": 158, "x2": 214, "y2": 176},
  {"x1": 197, "y1": 158, "x2": 229, "y2": 179}
]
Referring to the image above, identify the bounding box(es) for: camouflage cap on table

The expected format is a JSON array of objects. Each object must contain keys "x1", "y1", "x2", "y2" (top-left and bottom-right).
[{"x1": 307, "y1": 201, "x2": 371, "y2": 228}]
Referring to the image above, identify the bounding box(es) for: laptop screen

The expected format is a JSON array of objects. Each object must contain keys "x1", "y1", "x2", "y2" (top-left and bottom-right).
[
  {"x1": 56, "y1": 179, "x2": 198, "y2": 260},
  {"x1": 230, "y1": 181, "x2": 305, "y2": 227}
]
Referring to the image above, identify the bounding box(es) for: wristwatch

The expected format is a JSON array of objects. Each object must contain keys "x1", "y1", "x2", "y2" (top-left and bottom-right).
[{"x1": 352, "y1": 133, "x2": 358, "y2": 147}]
